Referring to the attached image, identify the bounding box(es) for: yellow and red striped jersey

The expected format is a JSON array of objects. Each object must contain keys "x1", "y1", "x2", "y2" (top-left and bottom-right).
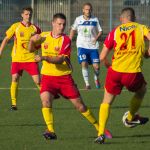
[
  {"x1": 6, "y1": 22, "x2": 41, "y2": 62},
  {"x1": 104, "y1": 22, "x2": 149, "y2": 73}
]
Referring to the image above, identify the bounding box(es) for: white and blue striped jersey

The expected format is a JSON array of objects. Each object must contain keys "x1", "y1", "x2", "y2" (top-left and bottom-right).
[{"x1": 71, "y1": 15, "x2": 102, "y2": 49}]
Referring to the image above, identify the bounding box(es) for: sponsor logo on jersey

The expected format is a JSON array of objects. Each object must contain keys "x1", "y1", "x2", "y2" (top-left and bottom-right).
[
  {"x1": 22, "y1": 42, "x2": 28, "y2": 49},
  {"x1": 120, "y1": 25, "x2": 136, "y2": 32}
]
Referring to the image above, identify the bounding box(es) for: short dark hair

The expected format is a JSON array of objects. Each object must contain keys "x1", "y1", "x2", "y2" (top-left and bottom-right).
[
  {"x1": 82, "y1": 2, "x2": 93, "y2": 11},
  {"x1": 21, "y1": 7, "x2": 33, "y2": 14},
  {"x1": 121, "y1": 7, "x2": 135, "y2": 21},
  {"x1": 53, "y1": 13, "x2": 66, "y2": 21}
]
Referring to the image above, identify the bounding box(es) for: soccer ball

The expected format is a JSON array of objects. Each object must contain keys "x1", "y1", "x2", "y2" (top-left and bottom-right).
[{"x1": 122, "y1": 111, "x2": 134, "y2": 128}]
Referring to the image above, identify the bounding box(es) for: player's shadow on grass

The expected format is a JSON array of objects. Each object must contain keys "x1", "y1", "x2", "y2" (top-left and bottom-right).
[
  {"x1": 92, "y1": 134, "x2": 150, "y2": 145},
  {"x1": 89, "y1": 134, "x2": 150, "y2": 144},
  {"x1": 105, "y1": 134, "x2": 150, "y2": 144}
]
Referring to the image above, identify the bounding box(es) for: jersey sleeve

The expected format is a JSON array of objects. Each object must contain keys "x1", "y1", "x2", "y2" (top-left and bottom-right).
[
  {"x1": 6, "y1": 23, "x2": 17, "y2": 39},
  {"x1": 59, "y1": 35, "x2": 71, "y2": 57},
  {"x1": 71, "y1": 18, "x2": 78, "y2": 30},
  {"x1": 96, "y1": 17, "x2": 102, "y2": 32},
  {"x1": 34, "y1": 25, "x2": 41, "y2": 34},
  {"x1": 104, "y1": 28, "x2": 116, "y2": 49}
]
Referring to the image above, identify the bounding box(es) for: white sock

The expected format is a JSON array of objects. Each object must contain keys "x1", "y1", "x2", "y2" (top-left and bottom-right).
[{"x1": 82, "y1": 68, "x2": 90, "y2": 86}]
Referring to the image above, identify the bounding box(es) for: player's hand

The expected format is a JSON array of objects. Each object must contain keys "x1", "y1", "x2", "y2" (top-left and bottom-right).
[
  {"x1": 91, "y1": 38, "x2": 97, "y2": 45},
  {"x1": 31, "y1": 34, "x2": 41, "y2": 43},
  {"x1": 35, "y1": 55, "x2": 42, "y2": 62},
  {"x1": 103, "y1": 58, "x2": 111, "y2": 68},
  {"x1": 144, "y1": 49, "x2": 150, "y2": 58}
]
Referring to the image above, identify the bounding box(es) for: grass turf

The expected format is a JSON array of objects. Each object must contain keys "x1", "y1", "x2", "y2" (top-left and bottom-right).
[{"x1": 0, "y1": 42, "x2": 150, "y2": 150}]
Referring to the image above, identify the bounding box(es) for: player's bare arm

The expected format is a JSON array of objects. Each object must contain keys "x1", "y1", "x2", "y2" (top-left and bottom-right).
[
  {"x1": 35, "y1": 55, "x2": 66, "y2": 64},
  {"x1": 144, "y1": 32, "x2": 150, "y2": 58},
  {"x1": 69, "y1": 29, "x2": 76, "y2": 41},
  {"x1": 100, "y1": 45, "x2": 111, "y2": 66},
  {"x1": 93, "y1": 31, "x2": 102, "y2": 44},
  {"x1": 0, "y1": 36, "x2": 10, "y2": 57},
  {"x1": 28, "y1": 34, "x2": 45, "y2": 52}
]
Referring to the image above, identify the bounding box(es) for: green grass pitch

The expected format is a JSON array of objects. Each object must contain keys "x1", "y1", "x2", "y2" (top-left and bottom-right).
[{"x1": 0, "y1": 42, "x2": 150, "y2": 150}]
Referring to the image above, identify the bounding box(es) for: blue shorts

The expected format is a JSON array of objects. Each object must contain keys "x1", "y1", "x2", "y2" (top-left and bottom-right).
[{"x1": 77, "y1": 47, "x2": 100, "y2": 64}]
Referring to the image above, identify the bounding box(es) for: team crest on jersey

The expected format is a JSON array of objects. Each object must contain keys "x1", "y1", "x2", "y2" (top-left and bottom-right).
[
  {"x1": 54, "y1": 46, "x2": 60, "y2": 51},
  {"x1": 20, "y1": 32, "x2": 24, "y2": 37},
  {"x1": 44, "y1": 43, "x2": 48, "y2": 49}
]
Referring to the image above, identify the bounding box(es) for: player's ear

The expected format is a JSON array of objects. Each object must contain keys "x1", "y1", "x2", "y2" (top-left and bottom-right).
[
  {"x1": 119, "y1": 17, "x2": 123, "y2": 22},
  {"x1": 21, "y1": 13, "x2": 24, "y2": 18},
  {"x1": 82, "y1": 8, "x2": 85, "y2": 14},
  {"x1": 52, "y1": 21, "x2": 54, "y2": 27}
]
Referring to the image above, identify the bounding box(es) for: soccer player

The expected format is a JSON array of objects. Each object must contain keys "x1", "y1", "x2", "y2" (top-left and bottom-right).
[
  {"x1": 0, "y1": 7, "x2": 41, "y2": 110},
  {"x1": 28, "y1": 13, "x2": 112, "y2": 140},
  {"x1": 95, "y1": 7, "x2": 150, "y2": 144},
  {"x1": 69, "y1": 2, "x2": 102, "y2": 90}
]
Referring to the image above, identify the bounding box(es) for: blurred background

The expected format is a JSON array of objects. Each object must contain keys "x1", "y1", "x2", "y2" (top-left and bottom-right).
[{"x1": 0, "y1": 0, "x2": 150, "y2": 40}]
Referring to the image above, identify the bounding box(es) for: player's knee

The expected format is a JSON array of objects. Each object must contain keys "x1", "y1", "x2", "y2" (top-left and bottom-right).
[
  {"x1": 76, "y1": 103, "x2": 87, "y2": 112},
  {"x1": 41, "y1": 99, "x2": 51, "y2": 107},
  {"x1": 81, "y1": 62, "x2": 88, "y2": 68},
  {"x1": 94, "y1": 66, "x2": 99, "y2": 71},
  {"x1": 12, "y1": 75, "x2": 19, "y2": 82}
]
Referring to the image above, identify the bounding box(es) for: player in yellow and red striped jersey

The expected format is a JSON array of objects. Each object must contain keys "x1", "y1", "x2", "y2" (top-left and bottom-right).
[
  {"x1": 28, "y1": 13, "x2": 112, "y2": 140},
  {"x1": 0, "y1": 7, "x2": 41, "y2": 110},
  {"x1": 95, "y1": 7, "x2": 150, "y2": 144}
]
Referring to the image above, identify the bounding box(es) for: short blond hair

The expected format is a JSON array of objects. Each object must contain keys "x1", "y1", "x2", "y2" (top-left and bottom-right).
[{"x1": 82, "y1": 2, "x2": 93, "y2": 11}]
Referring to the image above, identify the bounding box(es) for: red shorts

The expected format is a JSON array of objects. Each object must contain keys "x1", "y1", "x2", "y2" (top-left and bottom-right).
[
  {"x1": 40, "y1": 74, "x2": 80, "y2": 99},
  {"x1": 105, "y1": 67, "x2": 146, "y2": 95},
  {"x1": 11, "y1": 62, "x2": 39, "y2": 76}
]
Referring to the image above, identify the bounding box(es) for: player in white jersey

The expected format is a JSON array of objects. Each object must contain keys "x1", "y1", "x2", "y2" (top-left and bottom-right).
[{"x1": 70, "y1": 2, "x2": 102, "y2": 90}]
